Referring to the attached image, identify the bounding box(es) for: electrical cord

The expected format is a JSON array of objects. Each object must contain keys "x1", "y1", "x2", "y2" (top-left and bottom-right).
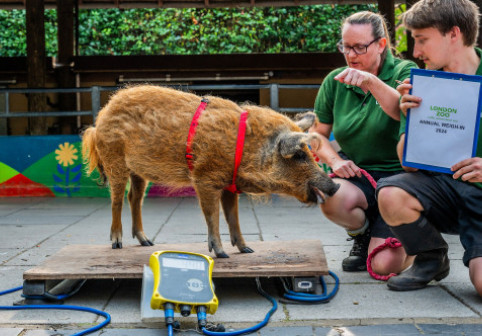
[
  {"x1": 0, "y1": 285, "x2": 111, "y2": 336},
  {"x1": 200, "y1": 277, "x2": 277, "y2": 336}
]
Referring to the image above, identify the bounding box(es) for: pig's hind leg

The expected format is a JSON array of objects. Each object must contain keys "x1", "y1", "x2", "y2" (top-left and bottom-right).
[
  {"x1": 128, "y1": 173, "x2": 154, "y2": 247},
  {"x1": 221, "y1": 190, "x2": 254, "y2": 254}
]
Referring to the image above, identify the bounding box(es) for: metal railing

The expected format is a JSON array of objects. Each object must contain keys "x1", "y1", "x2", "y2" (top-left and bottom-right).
[{"x1": 0, "y1": 83, "x2": 320, "y2": 122}]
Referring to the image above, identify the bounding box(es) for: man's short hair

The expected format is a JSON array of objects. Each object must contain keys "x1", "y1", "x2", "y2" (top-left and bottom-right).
[{"x1": 403, "y1": 0, "x2": 480, "y2": 46}]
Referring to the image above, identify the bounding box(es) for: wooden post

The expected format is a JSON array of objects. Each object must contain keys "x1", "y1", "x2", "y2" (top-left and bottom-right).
[
  {"x1": 378, "y1": 0, "x2": 395, "y2": 45},
  {"x1": 56, "y1": 0, "x2": 76, "y2": 134},
  {"x1": 26, "y1": 0, "x2": 47, "y2": 135}
]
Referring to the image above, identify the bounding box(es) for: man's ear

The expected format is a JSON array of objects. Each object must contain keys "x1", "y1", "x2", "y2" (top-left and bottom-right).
[{"x1": 448, "y1": 26, "x2": 461, "y2": 42}]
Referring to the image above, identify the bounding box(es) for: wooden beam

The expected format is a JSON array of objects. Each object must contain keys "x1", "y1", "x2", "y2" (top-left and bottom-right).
[{"x1": 26, "y1": 0, "x2": 47, "y2": 135}]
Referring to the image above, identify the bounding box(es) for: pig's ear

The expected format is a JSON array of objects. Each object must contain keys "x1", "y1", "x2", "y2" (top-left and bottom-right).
[
  {"x1": 294, "y1": 112, "x2": 317, "y2": 132},
  {"x1": 278, "y1": 133, "x2": 307, "y2": 159}
]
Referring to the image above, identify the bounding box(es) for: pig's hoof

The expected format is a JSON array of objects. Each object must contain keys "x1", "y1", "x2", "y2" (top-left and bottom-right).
[
  {"x1": 240, "y1": 247, "x2": 254, "y2": 253},
  {"x1": 216, "y1": 252, "x2": 230, "y2": 258},
  {"x1": 112, "y1": 241, "x2": 123, "y2": 249},
  {"x1": 141, "y1": 239, "x2": 154, "y2": 246}
]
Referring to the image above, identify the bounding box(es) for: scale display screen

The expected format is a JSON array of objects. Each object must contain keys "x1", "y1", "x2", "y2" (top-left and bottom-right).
[
  {"x1": 156, "y1": 252, "x2": 214, "y2": 304},
  {"x1": 162, "y1": 257, "x2": 206, "y2": 271}
]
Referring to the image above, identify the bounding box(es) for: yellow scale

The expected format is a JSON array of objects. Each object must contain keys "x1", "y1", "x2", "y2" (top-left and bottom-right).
[{"x1": 149, "y1": 251, "x2": 218, "y2": 316}]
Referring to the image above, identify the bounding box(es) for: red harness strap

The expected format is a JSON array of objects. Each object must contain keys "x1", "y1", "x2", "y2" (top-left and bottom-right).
[
  {"x1": 185, "y1": 98, "x2": 209, "y2": 171},
  {"x1": 224, "y1": 110, "x2": 248, "y2": 194},
  {"x1": 185, "y1": 99, "x2": 248, "y2": 194}
]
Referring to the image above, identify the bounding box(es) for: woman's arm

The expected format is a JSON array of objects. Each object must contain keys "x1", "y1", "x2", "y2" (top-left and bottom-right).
[
  {"x1": 309, "y1": 121, "x2": 362, "y2": 178},
  {"x1": 334, "y1": 68, "x2": 401, "y2": 121}
]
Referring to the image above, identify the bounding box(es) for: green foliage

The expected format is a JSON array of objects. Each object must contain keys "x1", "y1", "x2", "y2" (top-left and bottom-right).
[
  {"x1": 0, "y1": 5, "x2": 383, "y2": 57},
  {"x1": 0, "y1": 9, "x2": 27, "y2": 56},
  {"x1": 394, "y1": 4, "x2": 407, "y2": 55}
]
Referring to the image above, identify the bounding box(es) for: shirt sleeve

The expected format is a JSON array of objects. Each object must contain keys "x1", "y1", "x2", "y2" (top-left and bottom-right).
[
  {"x1": 399, "y1": 112, "x2": 407, "y2": 136},
  {"x1": 395, "y1": 60, "x2": 418, "y2": 137},
  {"x1": 313, "y1": 70, "x2": 339, "y2": 124}
]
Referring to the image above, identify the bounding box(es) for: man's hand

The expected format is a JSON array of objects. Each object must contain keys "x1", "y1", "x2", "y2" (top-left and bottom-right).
[
  {"x1": 452, "y1": 157, "x2": 482, "y2": 183},
  {"x1": 397, "y1": 78, "x2": 422, "y2": 117},
  {"x1": 330, "y1": 158, "x2": 362, "y2": 178},
  {"x1": 334, "y1": 68, "x2": 374, "y2": 93}
]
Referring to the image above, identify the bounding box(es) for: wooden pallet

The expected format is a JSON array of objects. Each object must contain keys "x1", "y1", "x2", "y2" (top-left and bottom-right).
[{"x1": 23, "y1": 240, "x2": 328, "y2": 280}]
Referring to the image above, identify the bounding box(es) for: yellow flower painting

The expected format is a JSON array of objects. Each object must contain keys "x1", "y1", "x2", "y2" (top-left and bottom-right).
[{"x1": 55, "y1": 142, "x2": 78, "y2": 167}]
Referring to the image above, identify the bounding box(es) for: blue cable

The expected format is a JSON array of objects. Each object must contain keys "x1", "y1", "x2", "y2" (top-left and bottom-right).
[
  {"x1": 201, "y1": 278, "x2": 277, "y2": 336},
  {"x1": 0, "y1": 286, "x2": 111, "y2": 336},
  {"x1": 283, "y1": 271, "x2": 339, "y2": 303}
]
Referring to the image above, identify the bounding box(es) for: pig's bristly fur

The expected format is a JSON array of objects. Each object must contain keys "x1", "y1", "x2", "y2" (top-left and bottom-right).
[{"x1": 82, "y1": 85, "x2": 338, "y2": 257}]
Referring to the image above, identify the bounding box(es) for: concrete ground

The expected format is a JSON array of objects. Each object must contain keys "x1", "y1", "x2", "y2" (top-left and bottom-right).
[{"x1": 0, "y1": 196, "x2": 481, "y2": 336}]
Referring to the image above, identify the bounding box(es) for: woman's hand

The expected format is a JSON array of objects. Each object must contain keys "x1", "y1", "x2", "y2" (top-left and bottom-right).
[
  {"x1": 330, "y1": 158, "x2": 362, "y2": 178},
  {"x1": 334, "y1": 68, "x2": 374, "y2": 93}
]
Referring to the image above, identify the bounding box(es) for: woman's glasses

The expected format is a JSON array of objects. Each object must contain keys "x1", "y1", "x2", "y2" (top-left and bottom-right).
[{"x1": 337, "y1": 37, "x2": 381, "y2": 55}]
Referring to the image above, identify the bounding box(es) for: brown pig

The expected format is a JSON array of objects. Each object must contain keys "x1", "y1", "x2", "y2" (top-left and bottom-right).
[{"x1": 82, "y1": 85, "x2": 339, "y2": 258}]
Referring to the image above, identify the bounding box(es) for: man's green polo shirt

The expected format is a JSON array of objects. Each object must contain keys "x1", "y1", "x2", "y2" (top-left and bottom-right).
[
  {"x1": 314, "y1": 51, "x2": 417, "y2": 171},
  {"x1": 399, "y1": 47, "x2": 482, "y2": 189}
]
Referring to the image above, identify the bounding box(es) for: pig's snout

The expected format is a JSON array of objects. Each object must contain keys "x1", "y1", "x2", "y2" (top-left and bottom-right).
[{"x1": 310, "y1": 179, "x2": 340, "y2": 204}]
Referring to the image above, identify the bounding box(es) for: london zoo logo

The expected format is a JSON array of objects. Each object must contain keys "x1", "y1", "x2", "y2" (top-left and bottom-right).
[{"x1": 430, "y1": 105, "x2": 457, "y2": 118}]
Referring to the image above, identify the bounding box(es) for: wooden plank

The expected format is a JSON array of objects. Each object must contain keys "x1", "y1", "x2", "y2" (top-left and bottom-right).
[{"x1": 23, "y1": 240, "x2": 328, "y2": 280}]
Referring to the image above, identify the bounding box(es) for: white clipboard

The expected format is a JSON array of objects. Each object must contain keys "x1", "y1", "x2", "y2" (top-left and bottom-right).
[{"x1": 403, "y1": 68, "x2": 482, "y2": 173}]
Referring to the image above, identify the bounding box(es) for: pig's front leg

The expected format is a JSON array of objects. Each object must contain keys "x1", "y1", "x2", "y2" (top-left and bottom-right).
[
  {"x1": 221, "y1": 189, "x2": 254, "y2": 254},
  {"x1": 196, "y1": 186, "x2": 229, "y2": 258}
]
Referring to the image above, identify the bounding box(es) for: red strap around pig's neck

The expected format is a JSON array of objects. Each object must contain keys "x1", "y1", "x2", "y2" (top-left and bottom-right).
[{"x1": 185, "y1": 99, "x2": 248, "y2": 194}]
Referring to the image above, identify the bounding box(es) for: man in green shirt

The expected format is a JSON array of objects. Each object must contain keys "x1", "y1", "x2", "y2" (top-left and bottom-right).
[
  {"x1": 311, "y1": 11, "x2": 417, "y2": 276},
  {"x1": 377, "y1": 0, "x2": 482, "y2": 297}
]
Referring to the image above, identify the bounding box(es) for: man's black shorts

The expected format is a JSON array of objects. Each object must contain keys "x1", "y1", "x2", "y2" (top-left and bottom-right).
[{"x1": 377, "y1": 171, "x2": 482, "y2": 267}]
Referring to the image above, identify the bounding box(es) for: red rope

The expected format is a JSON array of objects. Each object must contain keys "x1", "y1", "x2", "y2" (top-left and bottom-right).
[
  {"x1": 328, "y1": 168, "x2": 402, "y2": 281},
  {"x1": 366, "y1": 237, "x2": 402, "y2": 281},
  {"x1": 329, "y1": 168, "x2": 377, "y2": 189}
]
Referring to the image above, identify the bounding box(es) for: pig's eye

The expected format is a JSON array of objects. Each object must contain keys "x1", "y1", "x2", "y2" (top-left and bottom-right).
[{"x1": 292, "y1": 150, "x2": 307, "y2": 161}]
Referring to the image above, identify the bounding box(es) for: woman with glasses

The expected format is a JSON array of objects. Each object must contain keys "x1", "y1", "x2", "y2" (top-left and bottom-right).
[{"x1": 310, "y1": 11, "x2": 418, "y2": 277}]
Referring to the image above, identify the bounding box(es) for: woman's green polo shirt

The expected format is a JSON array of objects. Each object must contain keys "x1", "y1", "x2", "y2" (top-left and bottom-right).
[
  {"x1": 399, "y1": 47, "x2": 482, "y2": 189},
  {"x1": 314, "y1": 51, "x2": 418, "y2": 171}
]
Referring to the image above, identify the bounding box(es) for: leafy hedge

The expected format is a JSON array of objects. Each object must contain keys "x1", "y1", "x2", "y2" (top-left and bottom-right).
[{"x1": 0, "y1": 4, "x2": 384, "y2": 57}]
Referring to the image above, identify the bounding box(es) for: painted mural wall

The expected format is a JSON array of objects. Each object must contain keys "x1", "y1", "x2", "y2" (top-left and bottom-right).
[{"x1": 0, "y1": 135, "x2": 196, "y2": 198}]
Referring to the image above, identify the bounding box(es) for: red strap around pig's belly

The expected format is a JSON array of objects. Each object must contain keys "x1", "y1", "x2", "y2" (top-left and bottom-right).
[{"x1": 185, "y1": 99, "x2": 248, "y2": 194}]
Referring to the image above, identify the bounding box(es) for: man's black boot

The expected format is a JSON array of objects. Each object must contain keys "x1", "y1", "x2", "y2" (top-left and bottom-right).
[
  {"x1": 387, "y1": 248, "x2": 450, "y2": 291},
  {"x1": 387, "y1": 215, "x2": 450, "y2": 291},
  {"x1": 342, "y1": 227, "x2": 371, "y2": 272}
]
